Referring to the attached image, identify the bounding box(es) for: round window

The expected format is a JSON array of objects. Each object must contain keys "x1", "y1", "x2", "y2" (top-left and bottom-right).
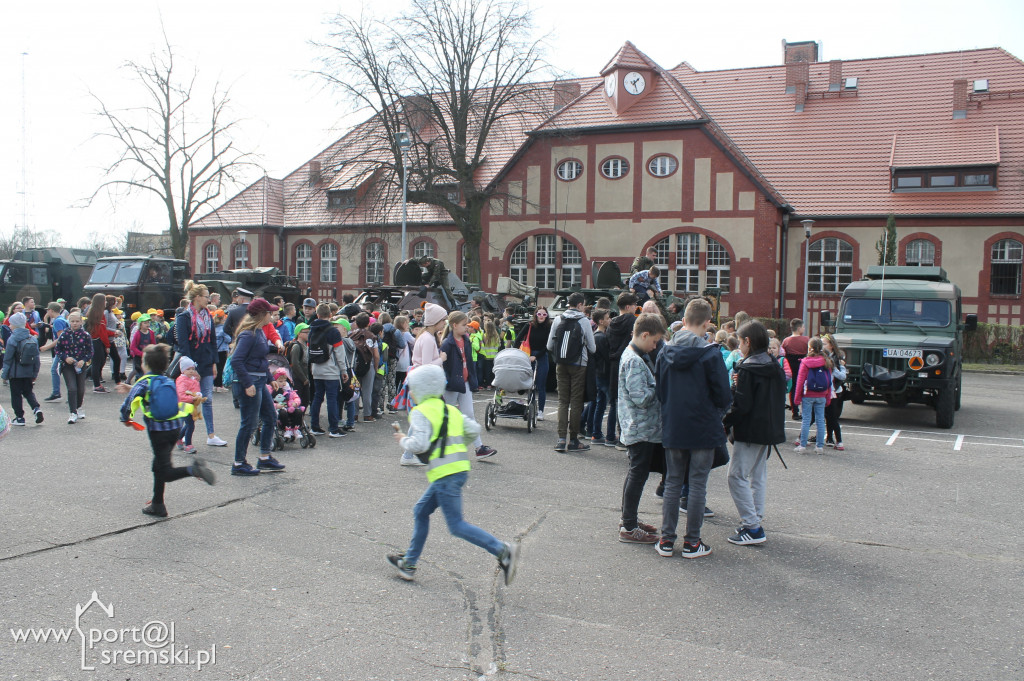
[
  {"x1": 601, "y1": 157, "x2": 629, "y2": 179},
  {"x1": 648, "y1": 155, "x2": 678, "y2": 177},
  {"x1": 556, "y1": 160, "x2": 583, "y2": 181}
]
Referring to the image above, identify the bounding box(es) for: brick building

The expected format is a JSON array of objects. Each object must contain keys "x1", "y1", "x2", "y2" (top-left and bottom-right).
[{"x1": 189, "y1": 40, "x2": 1024, "y2": 327}]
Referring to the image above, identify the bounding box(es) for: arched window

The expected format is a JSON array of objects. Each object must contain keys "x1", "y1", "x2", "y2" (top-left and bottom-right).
[
  {"x1": 203, "y1": 243, "x2": 220, "y2": 273},
  {"x1": 561, "y1": 240, "x2": 582, "y2": 288},
  {"x1": 320, "y1": 243, "x2": 338, "y2": 283},
  {"x1": 809, "y1": 237, "x2": 854, "y2": 293},
  {"x1": 295, "y1": 243, "x2": 312, "y2": 282},
  {"x1": 652, "y1": 238, "x2": 671, "y2": 291},
  {"x1": 233, "y1": 242, "x2": 249, "y2": 269},
  {"x1": 366, "y1": 242, "x2": 385, "y2": 285},
  {"x1": 413, "y1": 241, "x2": 435, "y2": 260},
  {"x1": 906, "y1": 239, "x2": 935, "y2": 267},
  {"x1": 510, "y1": 240, "x2": 528, "y2": 284},
  {"x1": 990, "y1": 239, "x2": 1023, "y2": 295},
  {"x1": 535, "y1": 235, "x2": 557, "y2": 289},
  {"x1": 675, "y1": 233, "x2": 701, "y2": 293},
  {"x1": 706, "y1": 237, "x2": 731, "y2": 293}
]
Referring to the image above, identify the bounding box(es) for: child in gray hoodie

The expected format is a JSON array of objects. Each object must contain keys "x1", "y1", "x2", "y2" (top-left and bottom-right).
[{"x1": 1, "y1": 313, "x2": 43, "y2": 426}]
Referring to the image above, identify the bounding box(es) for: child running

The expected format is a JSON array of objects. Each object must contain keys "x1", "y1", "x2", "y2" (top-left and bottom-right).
[
  {"x1": 386, "y1": 365, "x2": 520, "y2": 584},
  {"x1": 119, "y1": 344, "x2": 215, "y2": 517}
]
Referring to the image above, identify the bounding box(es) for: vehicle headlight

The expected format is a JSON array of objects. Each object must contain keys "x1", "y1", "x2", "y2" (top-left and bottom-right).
[{"x1": 925, "y1": 352, "x2": 942, "y2": 367}]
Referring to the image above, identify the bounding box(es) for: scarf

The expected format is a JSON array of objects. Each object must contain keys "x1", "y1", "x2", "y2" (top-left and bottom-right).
[{"x1": 189, "y1": 303, "x2": 212, "y2": 343}]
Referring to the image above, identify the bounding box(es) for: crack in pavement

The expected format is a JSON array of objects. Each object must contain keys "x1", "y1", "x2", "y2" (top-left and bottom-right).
[{"x1": 776, "y1": 529, "x2": 1023, "y2": 563}]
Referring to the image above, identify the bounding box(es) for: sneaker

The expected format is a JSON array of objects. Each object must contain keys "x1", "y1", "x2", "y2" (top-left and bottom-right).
[
  {"x1": 793, "y1": 438, "x2": 801, "y2": 446},
  {"x1": 808, "y1": 435, "x2": 816, "y2": 443},
  {"x1": 176, "y1": 439, "x2": 185, "y2": 451},
  {"x1": 825, "y1": 439, "x2": 835, "y2": 448},
  {"x1": 679, "y1": 498, "x2": 715, "y2": 517},
  {"x1": 310, "y1": 427, "x2": 327, "y2": 436},
  {"x1": 231, "y1": 462, "x2": 261, "y2": 476},
  {"x1": 499, "y1": 542, "x2": 520, "y2": 585},
  {"x1": 727, "y1": 526, "x2": 766, "y2": 545},
  {"x1": 342, "y1": 425, "x2": 355, "y2": 432},
  {"x1": 536, "y1": 412, "x2": 544, "y2": 421},
  {"x1": 206, "y1": 436, "x2": 227, "y2": 447},
  {"x1": 591, "y1": 436, "x2": 606, "y2": 445},
  {"x1": 76, "y1": 410, "x2": 85, "y2": 420},
  {"x1": 602, "y1": 438, "x2": 619, "y2": 448},
  {"x1": 34, "y1": 409, "x2": 44, "y2": 424},
  {"x1": 257, "y1": 455, "x2": 286, "y2": 471},
  {"x1": 475, "y1": 445, "x2": 497, "y2": 460},
  {"x1": 400, "y1": 455, "x2": 426, "y2": 467},
  {"x1": 190, "y1": 457, "x2": 216, "y2": 486},
  {"x1": 183, "y1": 444, "x2": 196, "y2": 454},
  {"x1": 655, "y1": 538, "x2": 674, "y2": 557},
  {"x1": 329, "y1": 430, "x2": 346, "y2": 438},
  {"x1": 615, "y1": 442, "x2": 627, "y2": 451},
  {"x1": 791, "y1": 411, "x2": 801, "y2": 421},
  {"x1": 618, "y1": 526, "x2": 659, "y2": 544},
  {"x1": 554, "y1": 439, "x2": 567, "y2": 453},
  {"x1": 67, "y1": 413, "x2": 77, "y2": 424},
  {"x1": 93, "y1": 386, "x2": 108, "y2": 393},
  {"x1": 12, "y1": 417, "x2": 25, "y2": 426},
  {"x1": 387, "y1": 553, "x2": 417, "y2": 581},
  {"x1": 794, "y1": 445, "x2": 807, "y2": 453},
  {"x1": 142, "y1": 502, "x2": 168, "y2": 518},
  {"x1": 637, "y1": 521, "x2": 659, "y2": 534},
  {"x1": 566, "y1": 439, "x2": 590, "y2": 451},
  {"x1": 681, "y1": 540, "x2": 712, "y2": 559},
  {"x1": 835, "y1": 443, "x2": 845, "y2": 451},
  {"x1": 44, "y1": 394, "x2": 62, "y2": 402},
  {"x1": 814, "y1": 446, "x2": 825, "y2": 454}
]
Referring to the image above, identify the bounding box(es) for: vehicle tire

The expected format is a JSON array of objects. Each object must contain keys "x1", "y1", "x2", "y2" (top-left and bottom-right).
[
  {"x1": 954, "y1": 372, "x2": 962, "y2": 411},
  {"x1": 484, "y1": 403, "x2": 493, "y2": 432},
  {"x1": 936, "y1": 387, "x2": 955, "y2": 429},
  {"x1": 850, "y1": 390, "x2": 866, "y2": 405}
]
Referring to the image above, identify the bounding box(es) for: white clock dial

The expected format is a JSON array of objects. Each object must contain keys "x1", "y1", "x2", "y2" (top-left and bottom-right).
[
  {"x1": 604, "y1": 73, "x2": 616, "y2": 97},
  {"x1": 624, "y1": 71, "x2": 646, "y2": 95}
]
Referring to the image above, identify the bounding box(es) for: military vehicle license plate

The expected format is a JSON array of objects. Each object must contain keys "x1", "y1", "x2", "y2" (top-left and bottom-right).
[{"x1": 883, "y1": 348, "x2": 922, "y2": 359}]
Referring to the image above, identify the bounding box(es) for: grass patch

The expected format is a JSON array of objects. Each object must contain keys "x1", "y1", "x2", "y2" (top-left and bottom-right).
[{"x1": 963, "y1": 363, "x2": 1024, "y2": 373}]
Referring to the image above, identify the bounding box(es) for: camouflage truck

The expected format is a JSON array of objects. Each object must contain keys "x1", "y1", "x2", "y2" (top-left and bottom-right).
[
  {"x1": 0, "y1": 248, "x2": 115, "y2": 309},
  {"x1": 821, "y1": 266, "x2": 977, "y2": 429},
  {"x1": 197, "y1": 267, "x2": 305, "y2": 308},
  {"x1": 83, "y1": 256, "x2": 190, "y2": 318}
]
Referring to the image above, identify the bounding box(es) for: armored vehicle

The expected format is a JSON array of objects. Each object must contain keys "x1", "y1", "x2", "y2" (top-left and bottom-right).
[
  {"x1": 197, "y1": 268, "x2": 304, "y2": 307},
  {"x1": 353, "y1": 259, "x2": 472, "y2": 315},
  {"x1": 550, "y1": 261, "x2": 627, "y2": 317},
  {"x1": 821, "y1": 266, "x2": 976, "y2": 429},
  {"x1": 83, "y1": 256, "x2": 190, "y2": 318},
  {"x1": 0, "y1": 248, "x2": 115, "y2": 309}
]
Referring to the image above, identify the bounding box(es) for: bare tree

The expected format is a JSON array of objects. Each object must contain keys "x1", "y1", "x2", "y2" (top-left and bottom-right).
[
  {"x1": 88, "y1": 32, "x2": 258, "y2": 260},
  {"x1": 0, "y1": 228, "x2": 63, "y2": 260},
  {"x1": 317, "y1": 0, "x2": 553, "y2": 283}
]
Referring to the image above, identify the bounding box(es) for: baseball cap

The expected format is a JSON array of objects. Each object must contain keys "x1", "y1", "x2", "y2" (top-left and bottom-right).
[
  {"x1": 131, "y1": 311, "x2": 142, "y2": 321},
  {"x1": 303, "y1": 298, "x2": 316, "y2": 307},
  {"x1": 333, "y1": 318, "x2": 351, "y2": 331},
  {"x1": 469, "y1": 320, "x2": 480, "y2": 330},
  {"x1": 137, "y1": 314, "x2": 151, "y2": 323},
  {"x1": 147, "y1": 308, "x2": 161, "y2": 316},
  {"x1": 113, "y1": 308, "x2": 123, "y2": 316},
  {"x1": 246, "y1": 297, "x2": 279, "y2": 316},
  {"x1": 294, "y1": 322, "x2": 310, "y2": 335},
  {"x1": 56, "y1": 298, "x2": 67, "y2": 304}
]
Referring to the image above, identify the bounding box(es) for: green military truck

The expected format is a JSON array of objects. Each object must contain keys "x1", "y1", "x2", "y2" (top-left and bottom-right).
[
  {"x1": 0, "y1": 248, "x2": 115, "y2": 309},
  {"x1": 83, "y1": 256, "x2": 190, "y2": 318},
  {"x1": 197, "y1": 267, "x2": 305, "y2": 307},
  {"x1": 821, "y1": 266, "x2": 977, "y2": 429}
]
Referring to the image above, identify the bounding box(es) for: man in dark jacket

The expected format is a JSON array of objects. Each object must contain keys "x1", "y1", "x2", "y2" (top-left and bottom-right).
[
  {"x1": 224, "y1": 288, "x2": 255, "y2": 339},
  {"x1": 604, "y1": 292, "x2": 637, "y2": 448},
  {"x1": 655, "y1": 298, "x2": 732, "y2": 559},
  {"x1": 547, "y1": 292, "x2": 597, "y2": 452},
  {"x1": 722, "y1": 321, "x2": 787, "y2": 546}
]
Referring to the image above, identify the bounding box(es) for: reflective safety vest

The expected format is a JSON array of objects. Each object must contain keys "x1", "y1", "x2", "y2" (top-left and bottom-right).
[
  {"x1": 414, "y1": 397, "x2": 470, "y2": 482},
  {"x1": 470, "y1": 331, "x2": 482, "y2": 362},
  {"x1": 480, "y1": 336, "x2": 500, "y2": 359},
  {"x1": 129, "y1": 375, "x2": 194, "y2": 422}
]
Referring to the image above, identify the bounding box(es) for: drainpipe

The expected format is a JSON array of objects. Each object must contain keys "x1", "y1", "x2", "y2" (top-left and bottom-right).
[
  {"x1": 778, "y1": 209, "x2": 792, "y2": 318},
  {"x1": 277, "y1": 226, "x2": 286, "y2": 274}
]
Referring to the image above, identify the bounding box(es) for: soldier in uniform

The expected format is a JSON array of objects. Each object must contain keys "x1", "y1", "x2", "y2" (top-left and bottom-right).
[{"x1": 629, "y1": 247, "x2": 659, "y2": 276}]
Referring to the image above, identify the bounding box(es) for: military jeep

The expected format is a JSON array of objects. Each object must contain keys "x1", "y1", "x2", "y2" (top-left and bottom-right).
[{"x1": 821, "y1": 266, "x2": 977, "y2": 429}]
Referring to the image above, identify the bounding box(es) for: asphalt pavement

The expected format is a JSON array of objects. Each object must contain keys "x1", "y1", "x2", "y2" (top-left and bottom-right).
[{"x1": 0, "y1": 366, "x2": 1022, "y2": 680}]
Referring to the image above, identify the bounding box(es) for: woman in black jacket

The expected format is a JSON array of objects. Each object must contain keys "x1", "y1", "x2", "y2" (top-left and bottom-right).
[
  {"x1": 175, "y1": 281, "x2": 227, "y2": 447},
  {"x1": 517, "y1": 306, "x2": 552, "y2": 419},
  {"x1": 722, "y1": 321, "x2": 787, "y2": 546}
]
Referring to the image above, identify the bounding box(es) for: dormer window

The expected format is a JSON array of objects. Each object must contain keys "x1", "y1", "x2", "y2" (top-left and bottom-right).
[
  {"x1": 892, "y1": 166, "x2": 997, "y2": 192},
  {"x1": 844, "y1": 77, "x2": 858, "y2": 90},
  {"x1": 973, "y1": 79, "x2": 989, "y2": 93},
  {"x1": 327, "y1": 190, "x2": 356, "y2": 210}
]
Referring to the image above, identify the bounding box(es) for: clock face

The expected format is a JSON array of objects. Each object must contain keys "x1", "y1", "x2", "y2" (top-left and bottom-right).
[
  {"x1": 604, "y1": 73, "x2": 617, "y2": 97},
  {"x1": 624, "y1": 71, "x2": 646, "y2": 95}
]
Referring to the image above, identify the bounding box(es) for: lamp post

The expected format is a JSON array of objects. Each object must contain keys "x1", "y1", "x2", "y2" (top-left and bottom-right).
[
  {"x1": 801, "y1": 219, "x2": 815, "y2": 330},
  {"x1": 396, "y1": 131, "x2": 411, "y2": 260}
]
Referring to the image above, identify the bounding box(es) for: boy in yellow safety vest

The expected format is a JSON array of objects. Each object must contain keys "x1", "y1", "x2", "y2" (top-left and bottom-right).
[{"x1": 387, "y1": 364, "x2": 521, "y2": 584}]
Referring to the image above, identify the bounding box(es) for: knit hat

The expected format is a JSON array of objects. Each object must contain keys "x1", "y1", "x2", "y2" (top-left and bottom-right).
[
  {"x1": 178, "y1": 356, "x2": 196, "y2": 372},
  {"x1": 406, "y1": 365, "x2": 446, "y2": 403},
  {"x1": 8, "y1": 312, "x2": 26, "y2": 328},
  {"x1": 294, "y1": 322, "x2": 310, "y2": 335},
  {"x1": 332, "y1": 318, "x2": 351, "y2": 331},
  {"x1": 422, "y1": 302, "x2": 447, "y2": 327}
]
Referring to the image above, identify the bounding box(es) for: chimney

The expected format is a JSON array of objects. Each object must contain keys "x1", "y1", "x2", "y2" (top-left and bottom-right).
[
  {"x1": 953, "y1": 79, "x2": 969, "y2": 119},
  {"x1": 308, "y1": 161, "x2": 321, "y2": 186},
  {"x1": 782, "y1": 39, "x2": 819, "y2": 65},
  {"x1": 786, "y1": 60, "x2": 809, "y2": 94},
  {"x1": 552, "y1": 81, "x2": 581, "y2": 112},
  {"x1": 828, "y1": 60, "x2": 842, "y2": 92},
  {"x1": 795, "y1": 82, "x2": 807, "y2": 112}
]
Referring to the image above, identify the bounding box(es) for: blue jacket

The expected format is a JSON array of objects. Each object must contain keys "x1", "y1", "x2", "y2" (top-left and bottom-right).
[
  {"x1": 175, "y1": 309, "x2": 218, "y2": 377},
  {"x1": 1, "y1": 328, "x2": 40, "y2": 380},
  {"x1": 655, "y1": 329, "x2": 732, "y2": 450},
  {"x1": 230, "y1": 329, "x2": 271, "y2": 389},
  {"x1": 440, "y1": 333, "x2": 478, "y2": 394}
]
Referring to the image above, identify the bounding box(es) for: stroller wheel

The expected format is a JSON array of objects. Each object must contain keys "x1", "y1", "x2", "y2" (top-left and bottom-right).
[
  {"x1": 484, "y1": 403, "x2": 494, "y2": 432},
  {"x1": 528, "y1": 399, "x2": 537, "y2": 432},
  {"x1": 274, "y1": 434, "x2": 285, "y2": 451},
  {"x1": 251, "y1": 426, "x2": 260, "y2": 447},
  {"x1": 300, "y1": 434, "x2": 309, "y2": 448},
  {"x1": 308, "y1": 433, "x2": 316, "y2": 448}
]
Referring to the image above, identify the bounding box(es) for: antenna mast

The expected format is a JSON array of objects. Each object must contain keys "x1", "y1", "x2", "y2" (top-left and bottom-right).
[{"x1": 19, "y1": 51, "x2": 29, "y2": 231}]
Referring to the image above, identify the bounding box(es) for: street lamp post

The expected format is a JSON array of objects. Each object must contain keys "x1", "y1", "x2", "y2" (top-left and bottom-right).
[
  {"x1": 396, "y1": 131, "x2": 411, "y2": 260},
  {"x1": 801, "y1": 219, "x2": 815, "y2": 330}
]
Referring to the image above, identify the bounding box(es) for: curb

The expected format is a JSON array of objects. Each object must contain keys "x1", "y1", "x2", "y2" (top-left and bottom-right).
[{"x1": 964, "y1": 368, "x2": 1024, "y2": 376}]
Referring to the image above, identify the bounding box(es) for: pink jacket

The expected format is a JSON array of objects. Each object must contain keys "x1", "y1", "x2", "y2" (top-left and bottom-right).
[
  {"x1": 176, "y1": 374, "x2": 201, "y2": 402},
  {"x1": 411, "y1": 331, "x2": 443, "y2": 367},
  {"x1": 794, "y1": 355, "x2": 832, "y2": 406}
]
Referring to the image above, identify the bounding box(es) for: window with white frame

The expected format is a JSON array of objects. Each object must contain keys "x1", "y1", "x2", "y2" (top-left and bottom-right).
[
  {"x1": 990, "y1": 238, "x2": 1023, "y2": 295},
  {"x1": 706, "y1": 237, "x2": 731, "y2": 293},
  {"x1": 320, "y1": 243, "x2": 338, "y2": 283},
  {"x1": 600, "y1": 157, "x2": 629, "y2": 179},
  {"x1": 233, "y1": 242, "x2": 249, "y2": 269},
  {"x1": 460, "y1": 243, "x2": 469, "y2": 282},
  {"x1": 413, "y1": 241, "x2": 435, "y2": 260},
  {"x1": 295, "y1": 244, "x2": 312, "y2": 282},
  {"x1": 536, "y1": 235, "x2": 557, "y2": 289},
  {"x1": 366, "y1": 242, "x2": 384, "y2": 285},
  {"x1": 555, "y1": 160, "x2": 582, "y2": 181},
  {"x1": 510, "y1": 240, "x2": 528, "y2": 285},
  {"x1": 561, "y1": 240, "x2": 582, "y2": 289},
  {"x1": 648, "y1": 155, "x2": 678, "y2": 177},
  {"x1": 905, "y1": 239, "x2": 935, "y2": 267},
  {"x1": 652, "y1": 238, "x2": 670, "y2": 291},
  {"x1": 808, "y1": 237, "x2": 854, "y2": 293},
  {"x1": 676, "y1": 233, "x2": 700, "y2": 293},
  {"x1": 204, "y1": 243, "x2": 219, "y2": 273}
]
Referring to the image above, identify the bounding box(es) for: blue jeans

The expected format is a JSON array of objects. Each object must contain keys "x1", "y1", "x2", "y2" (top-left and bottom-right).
[
  {"x1": 310, "y1": 379, "x2": 340, "y2": 432},
  {"x1": 180, "y1": 416, "x2": 195, "y2": 446},
  {"x1": 588, "y1": 377, "x2": 609, "y2": 439},
  {"x1": 344, "y1": 399, "x2": 356, "y2": 428},
  {"x1": 49, "y1": 355, "x2": 61, "y2": 396},
  {"x1": 200, "y1": 373, "x2": 215, "y2": 436},
  {"x1": 404, "y1": 471, "x2": 505, "y2": 566},
  {"x1": 233, "y1": 378, "x2": 276, "y2": 462},
  {"x1": 533, "y1": 354, "x2": 549, "y2": 412},
  {"x1": 799, "y1": 397, "x2": 827, "y2": 447}
]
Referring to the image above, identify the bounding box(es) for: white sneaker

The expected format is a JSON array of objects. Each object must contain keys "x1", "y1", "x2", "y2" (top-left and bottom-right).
[
  {"x1": 536, "y1": 412, "x2": 544, "y2": 421},
  {"x1": 67, "y1": 413, "x2": 78, "y2": 424},
  {"x1": 814, "y1": 447, "x2": 825, "y2": 455},
  {"x1": 76, "y1": 410, "x2": 85, "y2": 420},
  {"x1": 400, "y1": 455, "x2": 426, "y2": 467},
  {"x1": 794, "y1": 445, "x2": 806, "y2": 453},
  {"x1": 207, "y1": 436, "x2": 227, "y2": 447}
]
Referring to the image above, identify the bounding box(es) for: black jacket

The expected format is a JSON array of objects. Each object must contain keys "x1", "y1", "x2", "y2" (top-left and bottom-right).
[
  {"x1": 656, "y1": 329, "x2": 732, "y2": 450},
  {"x1": 723, "y1": 351, "x2": 788, "y2": 445},
  {"x1": 175, "y1": 309, "x2": 218, "y2": 377},
  {"x1": 606, "y1": 312, "x2": 636, "y2": 366},
  {"x1": 593, "y1": 330, "x2": 610, "y2": 380}
]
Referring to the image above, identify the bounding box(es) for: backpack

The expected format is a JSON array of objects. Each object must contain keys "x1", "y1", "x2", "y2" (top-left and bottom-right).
[
  {"x1": 384, "y1": 328, "x2": 400, "y2": 361},
  {"x1": 307, "y1": 325, "x2": 332, "y2": 364},
  {"x1": 805, "y1": 364, "x2": 830, "y2": 393},
  {"x1": 350, "y1": 329, "x2": 374, "y2": 376},
  {"x1": 553, "y1": 317, "x2": 585, "y2": 365},
  {"x1": 17, "y1": 338, "x2": 40, "y2": 367},
  {"x1": 143, "y1": 374, "x2": 180, "y2": 420}
]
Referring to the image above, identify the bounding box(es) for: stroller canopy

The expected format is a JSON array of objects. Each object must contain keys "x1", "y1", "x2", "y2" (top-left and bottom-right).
[{"x1": 492, "y1": 348, "x2": 534, "y2": 393}]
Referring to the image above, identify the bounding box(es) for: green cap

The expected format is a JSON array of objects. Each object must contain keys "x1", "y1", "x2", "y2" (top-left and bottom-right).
[
  {"x1": 333, "y1": 318, "x2": 351, "y2": 331},
  {"x1": 294, "y1": 322, "x2": 310, "y2": 335},
  {"x1": 137, "y1": 313, "x2": 152, "y2": 323}
]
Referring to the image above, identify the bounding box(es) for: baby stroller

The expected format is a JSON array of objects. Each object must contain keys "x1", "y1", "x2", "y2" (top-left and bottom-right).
[
  {"x1": 484, "y1": 348, "x2": 538, "y2": 432},
  {"x1": 252, "y1": 355, "x2": 317, "y2": 450}
]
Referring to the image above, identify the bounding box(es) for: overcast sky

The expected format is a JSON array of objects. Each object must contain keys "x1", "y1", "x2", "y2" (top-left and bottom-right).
[{"x1": 2, "y1": 0, "x2": 1023, "y2": 247}]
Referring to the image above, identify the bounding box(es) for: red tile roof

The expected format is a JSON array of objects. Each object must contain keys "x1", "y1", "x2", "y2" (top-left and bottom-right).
[{"x1": 600, "y1": 41, "x2": 659, "y2": 75}]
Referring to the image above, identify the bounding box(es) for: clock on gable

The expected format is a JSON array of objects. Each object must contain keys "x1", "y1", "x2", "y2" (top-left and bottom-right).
[
  {"x1": 604, "y1": 73, "x2": 617, "y2": 97},
  {"x1": 624, "y1": 71, "x2": 646, "y2": 95}
]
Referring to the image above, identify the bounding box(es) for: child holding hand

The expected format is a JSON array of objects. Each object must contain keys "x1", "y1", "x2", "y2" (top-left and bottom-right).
[{"x1": 176, "y1": 356, "x2": 203, "y2": 453}]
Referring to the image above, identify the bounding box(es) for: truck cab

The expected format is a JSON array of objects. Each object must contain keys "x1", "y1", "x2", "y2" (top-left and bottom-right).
[
  {"x1": 83, "y1": 256, "x2": 189, "y2": 317},
  {"x1": 822, "y1": 266, "x2": 977, "y2": 429}
]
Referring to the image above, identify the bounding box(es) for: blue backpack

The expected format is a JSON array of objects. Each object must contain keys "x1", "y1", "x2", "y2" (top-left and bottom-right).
[
  {"x1": 143, "y1": 374, "x2": 180, "y2": 420},
  {"x1": 805, "y1": 365, "x2": 830, "y2": 393}
]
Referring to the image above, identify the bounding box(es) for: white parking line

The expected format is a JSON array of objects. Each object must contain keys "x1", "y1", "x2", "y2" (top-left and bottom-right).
[
  {"x1": 954, "y1": 434, "x2": 965, "y2": 451},
  {"x1": 886, "y1": 430, "x2": 901, "y2": 446}
]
